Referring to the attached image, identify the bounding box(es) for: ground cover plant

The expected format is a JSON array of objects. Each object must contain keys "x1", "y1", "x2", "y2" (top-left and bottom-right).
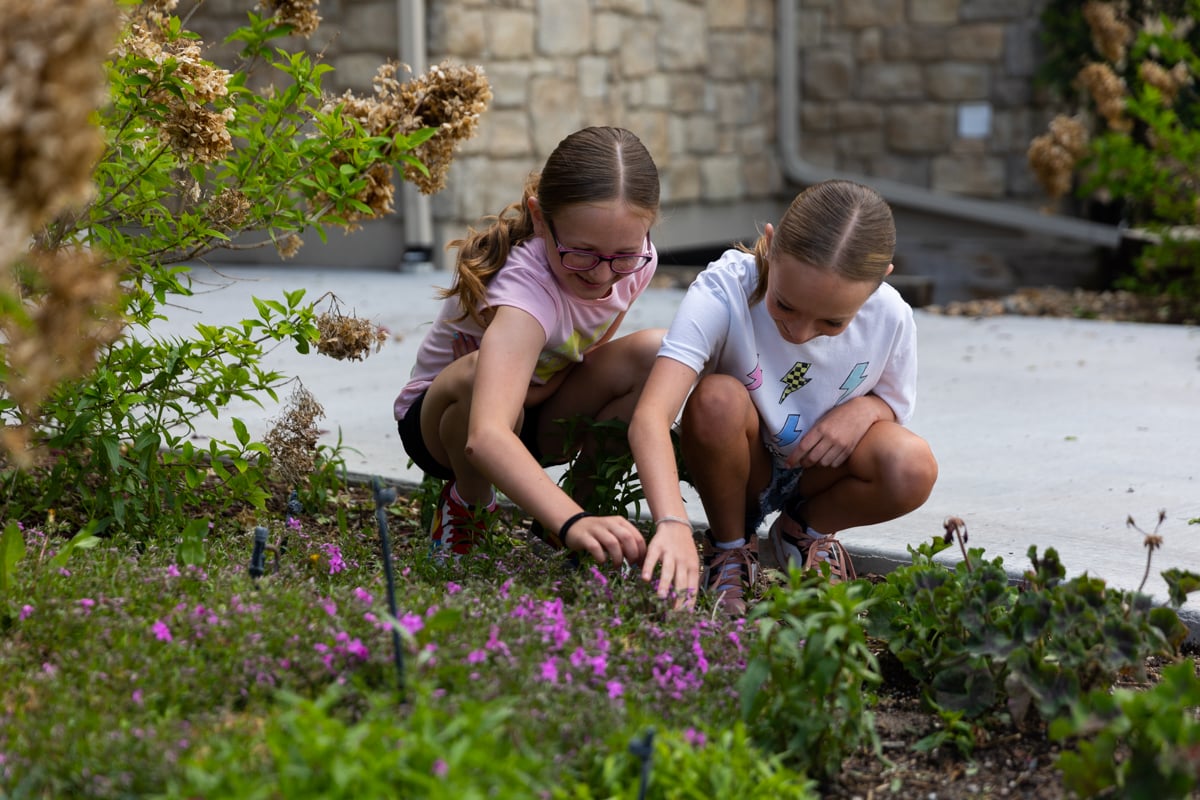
[{"x1": 1, "y1": 473, "x2": 1198, "y2": 798}]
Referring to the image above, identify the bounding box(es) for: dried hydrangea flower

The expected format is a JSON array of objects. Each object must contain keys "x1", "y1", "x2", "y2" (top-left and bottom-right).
[
  {"x1": 1077, "y1": 62, "x2": 1132, "y2": 133},
  {"x1": 258, "y1": 0, "x2": 322, "y2": 38},
  {"x1": 1028, "y1": 115, "x2": 1090, "y2": 199},
  {"x1": 1083, "y1": 1, "x2": 1133, "y2": 65},
  {"x1": 263, "y1": 383, "x2": 325, "y2": 488},
  {"x1": 314, "y1": 295, "x2": 388, "y2": 361}
]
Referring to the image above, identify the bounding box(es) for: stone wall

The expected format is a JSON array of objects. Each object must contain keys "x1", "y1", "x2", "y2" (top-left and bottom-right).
[
  {"x1": 186, "y1": 0, "x2": 1076, "y2": 283},
  {"x1": 795, "y1": 0, "x2": 1052, "y2": 200},
  {"x1": 425, "y1": 0, "x2": 781, "y2": 251}
]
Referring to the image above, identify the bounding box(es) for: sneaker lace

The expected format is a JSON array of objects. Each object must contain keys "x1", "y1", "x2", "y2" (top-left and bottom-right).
[
  {"x1": 706, "y1": 545, "x2": 755, "y2": 601},
  {"x1": 800, "y1": 533, "x2": 856, "y2": 582}
]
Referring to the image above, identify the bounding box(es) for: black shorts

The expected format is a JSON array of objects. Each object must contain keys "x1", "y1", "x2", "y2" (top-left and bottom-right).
[{"x1": 396, "y1": 390, "x2": 549, "y2": 481}]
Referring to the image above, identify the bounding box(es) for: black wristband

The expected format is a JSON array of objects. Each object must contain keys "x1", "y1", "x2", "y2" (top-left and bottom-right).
[{"x1": 557, "y1": 511, "x2": 593, "y2": 546}]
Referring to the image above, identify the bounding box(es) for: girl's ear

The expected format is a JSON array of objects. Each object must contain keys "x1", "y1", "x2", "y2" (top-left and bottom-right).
[
  {"x1": 527, "y1": 196, "x2": 544, "y2": 234},
  {"x1": 884, "y1": 262, "x2": 895, "y2": 277}
]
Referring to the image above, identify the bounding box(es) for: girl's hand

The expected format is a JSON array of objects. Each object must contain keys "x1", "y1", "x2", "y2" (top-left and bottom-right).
[
  {"x1": 563, "y1": 515, "x2": 647, "y2": 566},
  {"x1": 451, "y1": 331, "x2": 480, "y2": 360},
  {"x1": 788, "y1": 395, "x2": 891, "y2": 469},
  {"x1": 641, "y1": 523, "x2": 700, "y2": 610}
]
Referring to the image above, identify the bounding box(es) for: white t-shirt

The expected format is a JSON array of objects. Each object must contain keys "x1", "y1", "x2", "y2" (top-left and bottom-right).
[
  {"x1": 658, "y1": 249, "x2": 917, "y2": 469},
  {"x1": 394, "y1": 237, "x2": 658, "y2": 419}
]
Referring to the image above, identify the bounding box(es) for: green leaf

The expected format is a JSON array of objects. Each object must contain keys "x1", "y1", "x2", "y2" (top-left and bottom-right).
[
  {"x1": 0, "y1": 521, "x2": 26, "y2": 597},
  {"x1": 48, "y1": 525, "x2": 102, "y2": 570}
]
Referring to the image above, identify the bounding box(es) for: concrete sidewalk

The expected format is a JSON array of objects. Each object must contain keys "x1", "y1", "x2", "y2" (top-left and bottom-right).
[{"x1": 153, "y1": 264, "x2": 1200, "y2": 638}]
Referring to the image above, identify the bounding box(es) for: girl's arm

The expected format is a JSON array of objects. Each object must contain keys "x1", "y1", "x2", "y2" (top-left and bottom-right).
[
  {"x1": 468, "y1": 305, "x2": 646, "y2": 565},
  {"x1": 629, "y1": 355, "x2": 702, "y2": 606}
]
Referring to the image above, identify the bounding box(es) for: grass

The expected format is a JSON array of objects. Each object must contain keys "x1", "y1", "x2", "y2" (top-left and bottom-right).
[{"x1": 0, "y1": 482, "x2": 815, "y2": 799}]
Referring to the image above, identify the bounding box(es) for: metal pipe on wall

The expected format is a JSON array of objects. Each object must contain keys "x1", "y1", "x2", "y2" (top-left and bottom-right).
[
  {"x1": 397, "y1": 0, "x2": 436, "y2": 269},
  {"x1": 776, "y1": 0, "x2": 1121, "y2": 248}
]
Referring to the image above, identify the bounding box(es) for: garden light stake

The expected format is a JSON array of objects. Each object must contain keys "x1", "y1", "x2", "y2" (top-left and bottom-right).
[{"x1": 372, "y1": 477, "x2": 406, "y2": 695}]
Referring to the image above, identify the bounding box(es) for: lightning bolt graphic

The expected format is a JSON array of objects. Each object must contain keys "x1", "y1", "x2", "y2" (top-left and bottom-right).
[
  {"x1": 772, "y1": 414, "x2": 804, "y2": 449},
  {"x1": 744, "y1": 362, "x2": 763, "y2": 391},
  {"x1": 778, "y1": 361, "x2": 811, "y2": 403},
  {"x1": 837, "y1": 362, "x2": 870, "y2": 404}
]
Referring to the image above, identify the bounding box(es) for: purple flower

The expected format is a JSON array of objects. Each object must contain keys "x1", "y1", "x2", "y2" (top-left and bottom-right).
[
  {"x1": 166, "y1": 564, "x2": 181, "y2": 578},
  {"x1": 466, "y1": 649, "x2": 487, "y2": 665},
  {"x1": 18, "y1": 605, "x2": 33, "y2": 621},
  {"x1": 445, "y1": 581, "x2": 462, "y2": 595},
  {"x1": 432, "y1": 758, "x2": 448, "y2": 778},
  {"x1": 151, "y1": 619, "x2": 173, "y2": 643},
  {"x1": 353, "y1": 587, "x2": 374, "y2": 605},
  {"x1": 132, "y1": 689, "x2": 144, "y2": 706},
  {"x1": 606, "y1": 680, "x2": 624, "y2": 699},
  {"x1": 322, "y1": 598, "x2": 338, "y2": 617},
  {"x1": 683, "y1": 727, "x2": 707, "y2": 748},
  {"x1": 540, "y1": 657, "x2": 559, "y2": 684},
  {"x1": 321, "y1": 543, "x2": 346, "y2": 574},
  {"x1": 589, "y1": 565, "x2": 608, "y2": 587},
  {"x1": 398, "y1": 612, "x2": 424, "y2": 635}
]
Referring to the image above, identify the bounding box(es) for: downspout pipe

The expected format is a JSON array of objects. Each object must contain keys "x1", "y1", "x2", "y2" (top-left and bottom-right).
[
  {"x1": 397, "y1": 0, "x2": 436, "y2": 270},
  {"x1": 776, "y1": 0, "x2": 1122, "y2": 249}
]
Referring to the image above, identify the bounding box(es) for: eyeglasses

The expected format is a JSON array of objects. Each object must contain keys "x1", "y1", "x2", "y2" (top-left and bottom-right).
[{"x1": 545, "y1": 220, "x2": 653, "y2": 275}]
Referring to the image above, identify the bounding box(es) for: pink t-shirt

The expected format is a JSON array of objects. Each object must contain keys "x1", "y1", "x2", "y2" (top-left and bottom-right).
[{"x1": 393, "y1": 237, "x2": 657, "y2": 419}]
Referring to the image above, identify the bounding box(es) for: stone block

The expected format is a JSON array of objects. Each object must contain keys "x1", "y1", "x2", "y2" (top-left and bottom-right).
[
  {"x1": 836, "y1": 101, "x2": 885, "y2": 129},
  {"x1": 625, "y1": 109, "x2": 670, "y2": 163},
  {"x1": 668, "y1": 74, "x2": 709, "y2": 114},
  {"x1": 530, "y1": 76, "x2": 584, "y2": 152},
  {"x1": 859, "y1": 62, "x2": 924, "y2": 100},
  {"x1": 485, "y1": 62, "x2": 534, "y2": 108},
  {"x1": 489, "y1": 10, "x2": 536, "y2": 59},
  {"x1": 947, "y1": 23, "x2": 1006, "y2": 60},
  {"x1": 536, "y1": 0, "x2": 591, "y2": 56},
  {"x1": 931, "y1": 154, "x2": 1007, "y2": 197},
  {"x1": 707, "y1": 0, "x2": 748, "y2": 28},
  {"x1": 594, "y1": 12, "x2": 625, "y2": 53},
  {"x1": 709, "y1": 33, "x2": 744, "y2": 80},
  {"x1": 486, "y1": 110, "x2": 533, "y2": 156},
  {"x1": 681, "y1": 113, "x2": 719, "y2": 153},
  {"x1": 838, "y1": 0, "x2": 905, "y2": 28},
  {"x1": 663, "y1": 160, "x2": 702, "y2": 204},
  {"x1": 744, "y1": 32, "x2": 776, "y2": 79},
  {"x1": 868, "y1": 154, "x2": 932, "y2": 187},
  {"x1": 431, "y1": 6, "x2": 487, "y2": 57},
  {"x1": 700, "y1": 155, "x2": 744, "y2": 201},
  {"x1": 803, "y1": 49, "x2": 856, "y2": 100},
  {"x1": 886, "y1": 103, "x2": 955, "y2": 153},
  {"x1": 657, "y1": 0, "x2": 708, "y2": 71},
  {"x1": 619, "y1": 25, "x2": 658, "y2": 77},
  {"x1": 796, "y1": 9, "x2": 828, "y2": 48},
  {"x1": 857, "y1": 28, "x2": 883, "y2": 61},
  {"x1": 579, "y1": 56, "x2": 611, "y2": 100},
  {"x1": 959, "y1": 0, "x2": 1035, "y2": 20},
  {"x1": 925, "y1": 62, "x2": 991, "y2": 100},
  {"x1": 802, "y1": 101, "x2": 840, "y2": 132},
  {"x1": 909, "y1": 0, "x2": 961, "y2": 25},
  {"x1": 340, "y1": 3, "x2": 399, "y2": 53},
  {"x1": 835, "y1": 128, "x2": 886, "y2": 157},
  {"x1": 883, "y1": 27, "x2": 949, "y2": 61},
  {"x1": 1004, "y1": 19, "x2": 1039, "y2": 78},
  {"x1": 743, "y1": 150, "x2": 783, "y2": 199}
]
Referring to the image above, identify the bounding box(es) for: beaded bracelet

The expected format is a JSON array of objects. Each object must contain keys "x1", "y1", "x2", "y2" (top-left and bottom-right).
[
  {"x1": 653, "y1": 515, "x2": 693, "y2": 531},
  {"x1": 557, "y1": 511, "x2": 593, "y2": 545}
]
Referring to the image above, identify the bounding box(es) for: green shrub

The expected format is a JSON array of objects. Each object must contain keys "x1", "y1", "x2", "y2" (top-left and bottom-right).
[
  {"x1": 739, "y1": 568, "x2": 881, "y2": 780},
  {"x1": 0, "y1": 1, "x2": 489, "y2": 538}
]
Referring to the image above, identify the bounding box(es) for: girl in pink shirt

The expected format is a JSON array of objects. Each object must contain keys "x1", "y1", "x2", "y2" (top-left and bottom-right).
[{"x1": 395, "y1": 126, "x2": 661, "y2": 564}]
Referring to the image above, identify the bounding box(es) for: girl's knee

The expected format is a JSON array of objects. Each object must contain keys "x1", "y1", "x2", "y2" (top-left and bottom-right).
[
  {"x1": 885, "y1": 436, "x2": 938, "y2": 507},
  {"x1": 680, "y1": 375, "x2": 752, "y2": 439}
]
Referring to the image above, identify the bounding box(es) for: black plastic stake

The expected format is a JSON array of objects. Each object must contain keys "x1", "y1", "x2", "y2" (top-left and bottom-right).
[{"x1": 372, "y1": 477, "x2": 405, "y2": 695}]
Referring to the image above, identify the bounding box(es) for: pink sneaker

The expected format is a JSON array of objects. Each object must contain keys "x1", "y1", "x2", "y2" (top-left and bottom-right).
[
  {"x1": 767, "y1": 509, "x2": 856, "y2": 583},
  {"x1": 430, "y1": 482, "x2": 497, "y2": 557},
  {"x1": 701, "y1": 533, "x2": 758, "y2": 616}
]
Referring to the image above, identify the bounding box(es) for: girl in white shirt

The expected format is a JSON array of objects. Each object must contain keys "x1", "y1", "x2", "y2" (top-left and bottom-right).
[{"x1": 630, "y1": 180, "x2": 938, "y2": 614}]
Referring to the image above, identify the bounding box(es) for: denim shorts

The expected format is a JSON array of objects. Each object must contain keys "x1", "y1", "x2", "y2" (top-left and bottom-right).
[{"x1": 748, "y1": 461, "x2": 805, "y2": 533}]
